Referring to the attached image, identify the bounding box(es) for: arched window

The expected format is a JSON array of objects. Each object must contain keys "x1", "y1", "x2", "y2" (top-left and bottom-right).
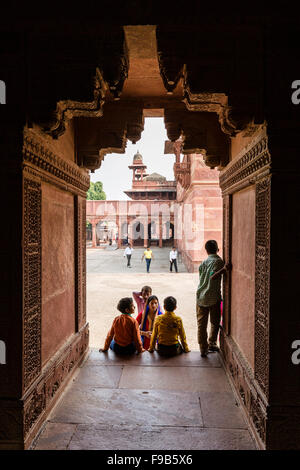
[{"x1": 0, "y1": 80, "x2": 6, "y2": 104}]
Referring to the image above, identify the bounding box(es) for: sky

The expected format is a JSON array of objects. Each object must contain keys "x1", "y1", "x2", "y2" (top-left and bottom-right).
[{"x1": 90, "y1": 118, "x2": 177, "y2": 200}]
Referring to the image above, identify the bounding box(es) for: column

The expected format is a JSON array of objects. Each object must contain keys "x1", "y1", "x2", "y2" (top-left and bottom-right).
[
  {"x1": 91, "y1": 220, "x2": 97, "y2": 248},
  {"x1": 159, "y1": 214, "x2": 163, "y2": 248},
  {"x1": 116, "y1": 214, "x2": 122, "y2": 248},
  {"x1": 128, "y1": 218, "x2": 132, "y2": 246}
]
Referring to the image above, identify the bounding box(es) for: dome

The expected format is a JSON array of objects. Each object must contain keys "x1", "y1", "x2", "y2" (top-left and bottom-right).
[
  {"x1": 144, "y1": 172, "x2": 166, "y2": 182},
  {"x1": 133, "y1": 150, "x2": 143, "y2": 163}
]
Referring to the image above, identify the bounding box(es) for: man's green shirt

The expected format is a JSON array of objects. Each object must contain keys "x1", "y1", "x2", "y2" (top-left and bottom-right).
[{"x1": 196, "y1": 254, "x2": 225, "y2": 307}]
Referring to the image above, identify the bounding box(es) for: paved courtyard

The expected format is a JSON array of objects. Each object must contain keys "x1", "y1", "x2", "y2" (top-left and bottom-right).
[
  {"x1": 32, "y1": 247, "x2": 257, "y2": 450},
  {"x1": 87, "y1": 247, "x2": 200, "y2": 350}
]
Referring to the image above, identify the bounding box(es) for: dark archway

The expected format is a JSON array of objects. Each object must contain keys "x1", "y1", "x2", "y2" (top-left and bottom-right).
[
  {"x1": 132, "y1": 220, "x2": 144, "y2": 246},
  {"x1": 1, "y1": 17, "x2": 299, "y2": 451}
]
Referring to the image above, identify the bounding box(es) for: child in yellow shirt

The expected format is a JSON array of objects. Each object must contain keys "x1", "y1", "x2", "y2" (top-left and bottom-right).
[{"x1": 148, "y1": 296, "x2": 190, "y2": 357}]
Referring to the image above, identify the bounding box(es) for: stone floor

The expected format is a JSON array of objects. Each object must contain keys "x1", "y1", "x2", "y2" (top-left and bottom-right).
[
  {"x1": 32, "y1": 247, "x2": 257, "y2": 450},
  {"x1": 32, "y1": 349, "x2": 256, "y2": 450}
]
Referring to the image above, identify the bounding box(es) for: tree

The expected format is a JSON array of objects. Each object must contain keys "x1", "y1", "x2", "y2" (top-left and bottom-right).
[{"x1": 86, "y1": 181, "x2": 106, "y2": 200}]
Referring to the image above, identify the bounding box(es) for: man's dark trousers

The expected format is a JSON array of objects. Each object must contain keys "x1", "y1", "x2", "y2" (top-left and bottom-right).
[{"x1": 170, "y1": 259, "x2": 178, "y2": 272}]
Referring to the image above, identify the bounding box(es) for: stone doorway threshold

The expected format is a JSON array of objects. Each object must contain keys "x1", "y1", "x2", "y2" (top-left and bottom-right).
[{"x1": 31, "y1": 348, "x2": 257, "y2": 450}]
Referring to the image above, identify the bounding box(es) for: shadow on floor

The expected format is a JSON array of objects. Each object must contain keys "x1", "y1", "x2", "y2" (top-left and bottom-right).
[{"x1": 32, "y1": 349, "x2": 257, "y2": 450}]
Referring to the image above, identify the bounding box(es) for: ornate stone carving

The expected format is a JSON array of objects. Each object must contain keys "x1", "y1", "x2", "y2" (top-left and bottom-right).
[
  {"x1": 23, "y1": 325, "x2": 89, "y2": 445},
  {"x1": 23, "y1": 178, "x2": 42, "y2": 390},
  {"x1": 220, "y1": 332, "x2": 267, "y2": 449},
  {"x1": 219, "y1": 136, "x2": 270, "y2": 193},
  {"x1": 174, "y1": 162, "x2": 191, "y2": 189},
  {"x1": 126, "y1": 109, "x2": 145, "y2": 144},
  {"x1": 222, "y1": 194, "x2": 232, "y2": 335},
  {"x1": 43, "y1": 68, "x2": 107, "y2": 139},
  {"x1": 255, "y1": 178, "x2": 271, "y2": 397},
  {"x1": 182, "y1": 86, "x2": 239, "y2": 137},
  {"x1": 24, "y1": 385, "x2": 46, "y2": 436},
  {"x1": 219, "y1": 137, "x2": 272, "y2": 449},
  {"x1": 164, "y1": 109, "x2": 182, "y2": 142},
  {"x1": 75, "y1": 197, "x2": 87, "y2": 331},
  {"x1": 23, "y1": 128, "x2": 90, "y2": 193}
]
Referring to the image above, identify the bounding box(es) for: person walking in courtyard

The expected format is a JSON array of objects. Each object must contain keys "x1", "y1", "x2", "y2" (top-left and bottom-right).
[
  {"x1": 196, "y1": 239, "x2": 229, "y2": 357},
  {"x1": 169, "y1": 246, "x2": 178, "y2": 272},
  {"x1": 136, "y1": 295, "x2": 163, "y2": 350},
  {"x1": 141, "y1": 246, "x2": 154, "y2": 273},
  {"x1": 124, "y1": 243, "x2": 133, "y2": 268},
  {"x1": 132, "y1": 285, "x2": 152, "y2": 316},
  {"x1": 148, "y1": 296, "x2": 190, "y2": 356},
  {"x1": 99, "y1": 297, "x2": 145, "y2": 355}
]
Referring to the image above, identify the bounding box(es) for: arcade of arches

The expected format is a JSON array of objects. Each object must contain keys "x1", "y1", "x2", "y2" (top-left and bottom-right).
[
  {"x1": 86, "y1": 148, "x2": 222, "y2": 271},
  {"x1": 0, "y1": 17, "x2": 300, "y2": 451}
]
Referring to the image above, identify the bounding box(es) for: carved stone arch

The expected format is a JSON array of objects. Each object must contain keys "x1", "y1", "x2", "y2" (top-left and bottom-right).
[
  {"x1": 27, "y1": 27, "x2": 129, "y2": 141},
  {"x1": 43, "y1": 68, "x2": 107, "y2": 139}
]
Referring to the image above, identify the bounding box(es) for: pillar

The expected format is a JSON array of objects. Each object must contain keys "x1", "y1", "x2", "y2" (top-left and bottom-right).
[
  {"x1": 159, "y1": 214, "x2": 163, "y2": 248},
  {"x1": 91, "y1": 221, "x2": 97, "y2": 248},
  {"x1": 116, "y1": 214, "x2": 122, "y2": 248},
  {"x1": 143, "y1": 222, "x2": 148, "y2": 248}
]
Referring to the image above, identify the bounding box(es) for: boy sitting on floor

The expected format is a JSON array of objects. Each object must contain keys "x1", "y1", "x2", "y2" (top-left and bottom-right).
[
  {"x1": 148, "y1": 296, "x2": 190, "y2": 357},
  {"x1": 99, "y1": 297, "x2": 145, "y2": 355}
]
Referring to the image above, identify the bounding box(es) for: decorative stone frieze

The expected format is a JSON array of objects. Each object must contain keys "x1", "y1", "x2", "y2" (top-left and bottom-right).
[
  {"x1": 43, "y1": 68, "x2": 107, "y2": 139},
  {"x1": 220, "y1": 332, "x2": 268, "y2": 449},
  {"x1": 23, "y1": 325, "x2": 89, "y2": 448},
  {"x1": 23, "y1": 129, "x2": 90, "y2": 194},
  {"x1": 219, "y1": 136, "x2": 270, "y2": 193}
]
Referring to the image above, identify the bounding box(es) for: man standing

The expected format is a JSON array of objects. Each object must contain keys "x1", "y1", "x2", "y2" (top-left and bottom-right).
[
  {"x1": 124, "y1": 243, "x2": 133, "y2": 268},
  {"x1": 196, "y1": 240, "x2": 229, "y2": 357},
  {"x1": 169, "y1": 246, "x2": 178, "y2": 273}
]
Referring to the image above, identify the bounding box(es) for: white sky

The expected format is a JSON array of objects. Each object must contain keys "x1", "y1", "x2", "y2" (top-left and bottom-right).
[{"x1": 90, "y1": 118, "x2": 177, "y2": 200}]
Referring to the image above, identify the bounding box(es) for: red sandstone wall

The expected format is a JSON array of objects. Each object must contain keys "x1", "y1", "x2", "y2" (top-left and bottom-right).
[
  {"x1": 231, "y1": 186, "x2": 256, "y2": 369},
  {"x1": 41, "y1": 183, "x2": 75, "y2": 365},
  {"x1": 33, "y1": 120, "x2": 76, "y2": 163},
  {"x1": 177, "y1": 154, "x2": 223, "y2": 271}
]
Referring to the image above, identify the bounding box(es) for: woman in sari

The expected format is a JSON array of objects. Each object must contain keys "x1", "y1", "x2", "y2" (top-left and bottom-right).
[{"x1": 136, "y1": 295, "x2": 163, "y2": 350}]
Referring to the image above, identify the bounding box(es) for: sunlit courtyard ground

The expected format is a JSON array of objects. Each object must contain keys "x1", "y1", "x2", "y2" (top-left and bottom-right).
[{"x1": 87, "y1": 246, "x2": 200, "y2": 351}]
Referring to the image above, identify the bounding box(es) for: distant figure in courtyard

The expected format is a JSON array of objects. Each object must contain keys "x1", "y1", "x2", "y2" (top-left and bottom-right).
[
  {"x1": 132, "y1": 285, "x2": 152, "y2": 316},
  {"x1": 124, "y1": 243, "x2": 133, "y2": 267},
  {"x1": 136, "y1": 295, "x2": 163, "y2": 350},
  {"x1": 141, "y1": 246, "x2": 154, "y2": 273},
  {"x1": 99, "y1": 297, "x2": 145, "y2": 355},
  {"x1": 169, "y1": 246, "x2": 178, "y2": 273},
  {"x1": 196, "y1": 240, "x2": 229, "y2": 357},
  {"x1": 148, "y1": 296, "x2": 190, "y2": 356}
]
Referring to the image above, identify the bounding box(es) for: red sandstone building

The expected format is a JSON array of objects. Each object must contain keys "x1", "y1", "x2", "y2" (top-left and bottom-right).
[{"x1": 87, "y1": 146, "x2": 222, "y2": 270}]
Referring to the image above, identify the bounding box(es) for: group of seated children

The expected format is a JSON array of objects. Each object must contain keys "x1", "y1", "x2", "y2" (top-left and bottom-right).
[{"x1": 99, "y1": 285, "x2": 190, "y2": 357}]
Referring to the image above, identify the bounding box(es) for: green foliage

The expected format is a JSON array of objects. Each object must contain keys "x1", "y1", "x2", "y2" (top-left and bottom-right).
[{"x1": 87, "y1": 181, "x2": 106, "y2": 200}]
